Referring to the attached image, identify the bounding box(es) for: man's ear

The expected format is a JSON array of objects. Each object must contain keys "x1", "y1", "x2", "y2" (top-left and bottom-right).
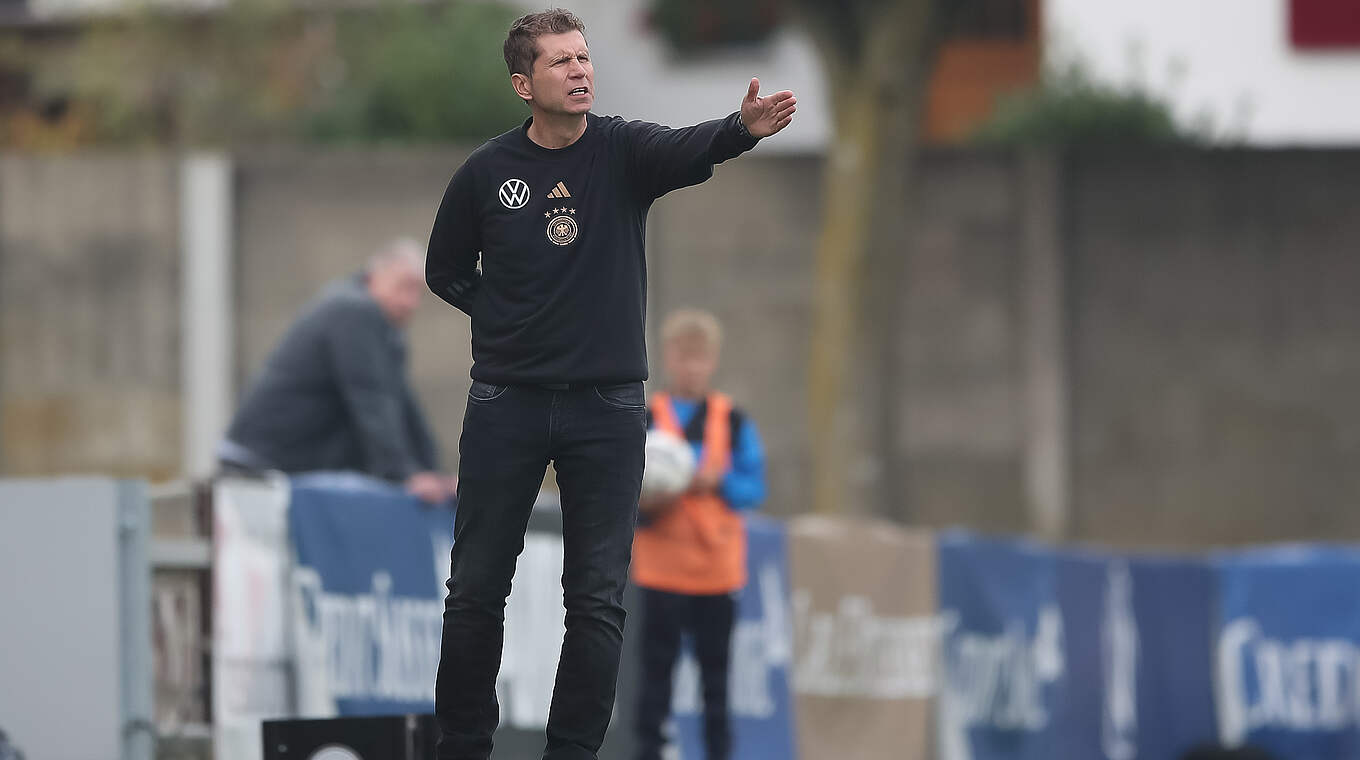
[{"x1": 511, "y1": 72, "x2": 533, "y2": 104}]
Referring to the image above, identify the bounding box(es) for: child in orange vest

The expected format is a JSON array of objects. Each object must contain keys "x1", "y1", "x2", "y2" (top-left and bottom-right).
[{"x1": 632, "y1": 309, "x2": 767, "y2": 760}]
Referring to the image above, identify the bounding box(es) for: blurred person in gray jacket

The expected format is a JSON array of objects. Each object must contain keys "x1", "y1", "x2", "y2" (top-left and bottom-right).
[
  {"x1": 218, "y1": 238, "x2": 455, "y2": 503},
  {"x1": 0, "y1": 727, "x2": 24, "y2": 760}
]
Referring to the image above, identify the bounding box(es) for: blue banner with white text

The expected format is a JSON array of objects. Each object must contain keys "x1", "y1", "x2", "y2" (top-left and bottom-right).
[
  {"x1": 1049, "y1": 550, "x2": 1107, "y2": 760},
  {"x1": 288, "y1": 473, "x2": 453, "y2": 716},
  {"x1": 936, "y1": 534, "x2": 1063, "y2": 760},
  {"x1": 1047, "y1": 550, "x2": 1218, "y2": 760},
  {"x1": 938, "y1": 536, "x2": 1222, "y2": 760},
  {"x1": 269, "y1": 474, "x2": 1360, "y2": 760},
  {"x1": 1215, "y1": 546, "x2": 1360, "y2": 760}
]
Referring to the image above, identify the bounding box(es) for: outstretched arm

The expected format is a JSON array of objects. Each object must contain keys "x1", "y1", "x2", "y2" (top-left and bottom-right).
[{"x1": 622, "y1": 78, "x2": 797, "y2": 199}]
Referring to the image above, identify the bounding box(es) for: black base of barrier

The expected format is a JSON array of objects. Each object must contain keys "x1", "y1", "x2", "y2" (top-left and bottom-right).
[
  {"x1": 260, "y1": 714, "x2": 563, "y2": 760},
  {"x1": 262, "y1": 714, "x2": 438, "y2": 759}
]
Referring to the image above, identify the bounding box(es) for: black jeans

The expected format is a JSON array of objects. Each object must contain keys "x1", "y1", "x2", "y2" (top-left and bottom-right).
[
  {"x1": 436, "y1": 381, "x2": 647, "y2": 760},
  {"x1": 634, "y1": 588, "x2": 737, "y2": 760}
]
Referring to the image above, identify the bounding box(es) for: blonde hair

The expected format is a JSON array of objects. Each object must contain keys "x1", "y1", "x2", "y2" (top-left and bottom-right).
[{"x1": 661, "y1": 308, "x2": 723, "y2": 353}]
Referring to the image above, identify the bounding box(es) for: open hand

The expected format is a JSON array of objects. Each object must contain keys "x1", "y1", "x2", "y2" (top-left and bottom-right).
[{"x1": 740, "y1": 77, "x2": 796, "y2": 139}]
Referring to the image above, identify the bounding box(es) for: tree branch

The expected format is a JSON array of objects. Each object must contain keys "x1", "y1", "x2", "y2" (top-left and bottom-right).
[{"x1": 787, "y1": 0, "x2": 861, "y2": 68}]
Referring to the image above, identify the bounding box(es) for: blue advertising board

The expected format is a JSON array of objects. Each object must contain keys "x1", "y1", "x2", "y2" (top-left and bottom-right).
[
  {"x1": 274, "y1": 474, "x2": 1360, "y2": 759},
  {"x1": 1049, "y1": 550, "x2": 1107, "y2": 760},
  {"x1": 1049, "y1": 550, "x2": 1218, "y2": 760},
  {"x1": 288, "y1": 473, "x2": 453, "y2": 716},
  {"x1": 936, "y1": 533, "x2": 1062, "y2": 760},
  {"x1": 1215, "y1": 546, "x2": 1360, "y2": 760},
  {"x1": 1125, "y1": 555, "x2": 1218, "y2": 759}
]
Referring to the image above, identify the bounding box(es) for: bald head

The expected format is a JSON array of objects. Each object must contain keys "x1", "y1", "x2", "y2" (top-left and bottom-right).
[{"x1": 366, "y1": 238, "x2": 426, "y2": 326}]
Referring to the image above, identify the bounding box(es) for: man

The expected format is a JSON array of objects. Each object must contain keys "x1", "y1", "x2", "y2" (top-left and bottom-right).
[
  {"x1": 220, "y1": 239, "x2": 454, "y2": 503},
  {"x1": 425, "y1": 8, "x2": 795, "y2": 760},
  {"x1": 634, "y1": 309, "x2": 766, "y2": 760},
  {"x1": 0, "y1": 727, "x2": 24, "y2": 760}
]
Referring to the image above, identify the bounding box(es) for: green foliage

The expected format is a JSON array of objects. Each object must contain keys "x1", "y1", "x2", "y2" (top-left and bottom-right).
[
  {"x1": 9, "y1": 0, "x2": 523, "y2": 146},
  {"x1": 16, "y1": 0, "x2": 317, "y2": 146},
  {"x1": 972, "y1": 62, "x2": 1208, "y2": 147},
  {"x1": 304, "y1": 1, "x2": 524, "y2": 143}
]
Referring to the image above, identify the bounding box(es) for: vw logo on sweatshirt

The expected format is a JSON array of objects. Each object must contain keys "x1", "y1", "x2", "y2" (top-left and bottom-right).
[{"x1": 498, "y1": 178, "x2": 530, "y2": 209}]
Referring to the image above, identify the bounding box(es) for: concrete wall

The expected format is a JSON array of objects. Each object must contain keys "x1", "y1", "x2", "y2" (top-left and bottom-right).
[
  {"x1": 648, "y1": 151, "x2": 1035, "y2": 532},
  {"x1": 895, "y1": 152, "x2": 1031, "y2": 534},
  {"x1": 647, "y1": 155, "x2": 823, "y2": 519},
  {"x1": 1065, "y1": 149, "x2": 1360, "y2": 547},
  {"x1": 0, "y1": 155, "x2": 181, "y2": 479},
  {"x1": 4, "y1": 147, "x2": 1360, "y2": 548}
]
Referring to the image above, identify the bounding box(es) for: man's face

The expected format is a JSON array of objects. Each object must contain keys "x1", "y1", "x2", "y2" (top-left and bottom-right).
[
  {"x1": 663, "y1": 338, "x2": 719, "y2": 399},
  {"x1": 368, "y1": 262, "x2": 425, "y2": 327},
  {"x1": 520, "y1": 30, "x2": 594, "y2": 115}
]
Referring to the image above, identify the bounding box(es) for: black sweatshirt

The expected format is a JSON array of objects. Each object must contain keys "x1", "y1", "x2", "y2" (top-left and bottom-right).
[{"x1": 426, "y1": 111, "x2": 758, "y2": 385}]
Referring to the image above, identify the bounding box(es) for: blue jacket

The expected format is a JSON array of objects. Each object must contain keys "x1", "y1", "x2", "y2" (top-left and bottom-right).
[{"x1": 650, "y1": 395, "x2": 766, "y2": 511}]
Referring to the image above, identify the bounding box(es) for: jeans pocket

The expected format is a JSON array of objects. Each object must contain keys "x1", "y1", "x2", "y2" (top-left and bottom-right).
[
  {"x1": 468, "y1": 380, "x2": 509, "y2": 402},
  {"x1": 594, "y1": 382, "x2": 645, "y2": 410}
]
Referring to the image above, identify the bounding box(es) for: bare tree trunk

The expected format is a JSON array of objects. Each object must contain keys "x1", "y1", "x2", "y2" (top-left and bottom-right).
[
  {"x1": 808, "y1": 77, "x2": 885, "y2": 515},
  {"x1": 801, "y1": 0, "x2": 937, "y2": 515}
]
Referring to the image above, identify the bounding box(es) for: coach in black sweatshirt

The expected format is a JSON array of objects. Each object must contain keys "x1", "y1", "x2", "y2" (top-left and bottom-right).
[{"x1": 425, "y1": 9, "x2": 795, "y2": 760}]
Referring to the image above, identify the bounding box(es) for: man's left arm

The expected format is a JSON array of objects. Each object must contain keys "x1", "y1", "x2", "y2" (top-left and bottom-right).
[
  {"x1": 623, "y1": 78, "x2": 796, "y2": 200},
  {"x1": 326, "y1": 304, "x2": 422, "y2": 482},
  {"x1": 402, "y1": 388, "x2": 440, "y2": 472},
  {"x1": 722, "y1": 413, "x2": 767, "y2": 511}
]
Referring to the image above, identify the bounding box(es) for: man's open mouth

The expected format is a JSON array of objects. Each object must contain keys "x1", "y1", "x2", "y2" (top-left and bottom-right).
[{"x1": 569, "y1": 87, "x2": 589, "y2": 96}]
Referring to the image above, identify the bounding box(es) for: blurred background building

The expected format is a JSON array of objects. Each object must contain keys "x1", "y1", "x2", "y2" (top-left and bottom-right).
[
  {"x1": 2, "y1": 0, "x2": 1360, "y2": 546},
  {"x1": 5, "y1": 2, "x2": 1360, "y2": 760},
  {"x1": 1052, "y1": 0, "x2": 1360, "y2": 145}
]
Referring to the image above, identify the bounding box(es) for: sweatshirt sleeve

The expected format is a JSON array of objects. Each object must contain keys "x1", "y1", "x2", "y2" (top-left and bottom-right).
[
  {"x1": 426, "y1": 160, "x2": 483, "y2": 316},
  {"x1": 619, "y1": 111, "x2": 760, "y2": 200},
  {"x1": 721, "y1": 414, "x2": 767, "y2": 511}
]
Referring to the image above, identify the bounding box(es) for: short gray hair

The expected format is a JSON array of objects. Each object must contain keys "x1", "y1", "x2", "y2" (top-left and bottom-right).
[
  {"x1": 367, "y1": 238, "x2": 424, "y2": 273},
  {"x1": 504, "y1": 9, "x2": 587, "y2": 77}
]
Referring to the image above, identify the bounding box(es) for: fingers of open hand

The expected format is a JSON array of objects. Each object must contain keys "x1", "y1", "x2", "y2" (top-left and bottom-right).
[
  {"x1": 759, "y1": 93, "x2": 795, "y2": 121},
  {"x1": 764, "y1": 103, "x2": 796, "y2": 134}
]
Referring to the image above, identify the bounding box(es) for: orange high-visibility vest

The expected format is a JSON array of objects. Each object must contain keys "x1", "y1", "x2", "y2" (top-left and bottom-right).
[{"x1": 631, "y1": 391, "x2": 747, "y2": 595}]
